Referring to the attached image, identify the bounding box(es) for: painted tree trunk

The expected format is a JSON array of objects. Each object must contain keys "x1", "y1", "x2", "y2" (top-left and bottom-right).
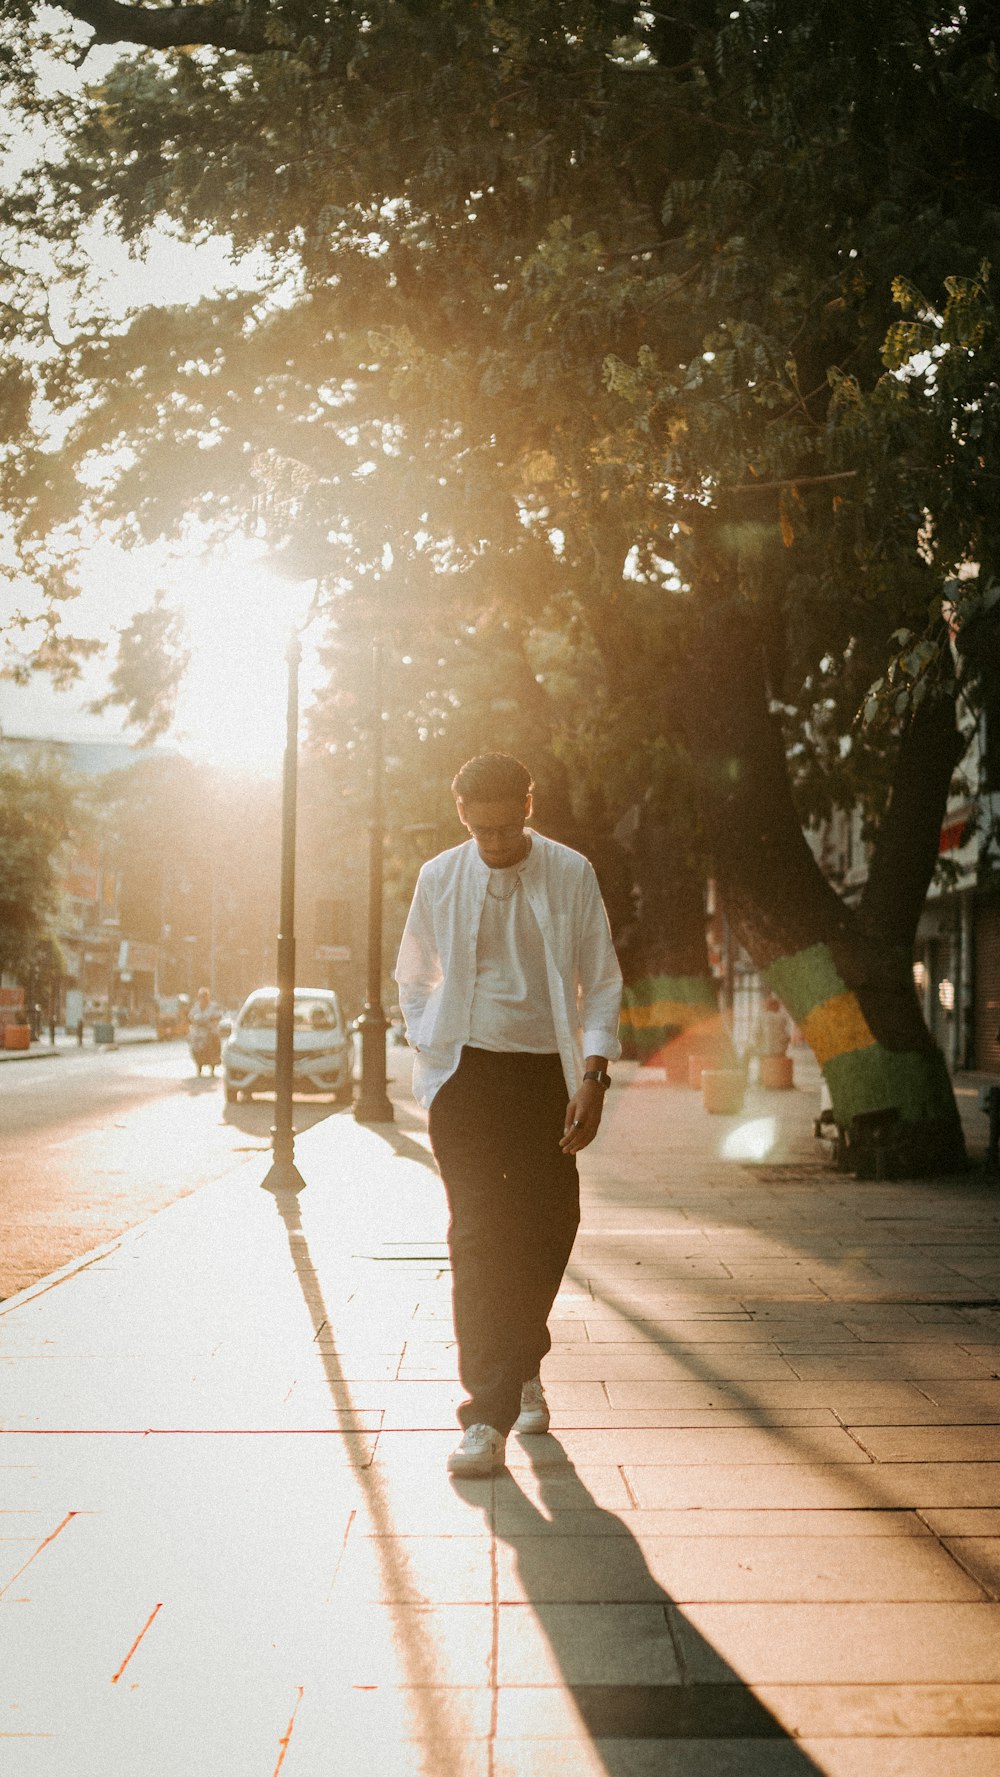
[
  {"x1": 616, "y1": 807, "x2": 733, "y2": 1083},
  {"x1": 680, "y1": 599, "x2": 966, "y2": 1176}
]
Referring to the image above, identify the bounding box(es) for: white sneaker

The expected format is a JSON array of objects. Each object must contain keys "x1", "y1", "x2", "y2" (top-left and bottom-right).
[
  {"x1": 514, "y1": 1375, "x2": 550, "y2": 1435},
  {"x1": 447, "y1": 1424, "x2": 507, "y2": 1477}
]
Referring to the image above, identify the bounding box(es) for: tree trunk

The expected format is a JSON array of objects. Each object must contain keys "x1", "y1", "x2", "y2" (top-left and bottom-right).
[
  {"x1": 679, "y1": 594, "x2": 966, "y2": 1177},
  {"x1": 616, "y1": 803, "x2": 733, "y2": 1083}
]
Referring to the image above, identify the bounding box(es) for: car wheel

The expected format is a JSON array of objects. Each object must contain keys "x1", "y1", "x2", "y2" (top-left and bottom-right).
[{"x1": 224, "y1": 1085, "x2": 238, "y2": 1104}]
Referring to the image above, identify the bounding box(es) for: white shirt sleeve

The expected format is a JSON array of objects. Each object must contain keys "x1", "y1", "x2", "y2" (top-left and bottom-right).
[
  {"x1": 576, "y1": 862, "x2": 623, "y2": 1062},
  {"x1": 394, "y1": 868, "x2": 443, "y2": 1046}
]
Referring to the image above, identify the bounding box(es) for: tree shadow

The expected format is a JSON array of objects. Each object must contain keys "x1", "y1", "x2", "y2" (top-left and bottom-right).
[{"x1": 456, "y1": 1438, "x2": 825, "y2": 1772}]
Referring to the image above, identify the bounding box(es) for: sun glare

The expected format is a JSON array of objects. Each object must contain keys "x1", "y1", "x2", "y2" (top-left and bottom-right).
[
  {"x1": 170, "y1": 547, "x2": 319, "y2": 773},
  {"x1": 720, "y1": 1117, "x2": 777, "y2": 1162}
]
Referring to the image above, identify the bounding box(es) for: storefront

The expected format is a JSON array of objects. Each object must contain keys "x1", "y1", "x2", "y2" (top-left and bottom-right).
[{"x1": 974, "y1": 895, "x2": 1000, "y2": 1075}]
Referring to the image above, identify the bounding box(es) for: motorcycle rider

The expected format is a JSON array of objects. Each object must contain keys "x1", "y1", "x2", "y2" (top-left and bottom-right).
[{"x1": 188, "y1": 985, "x2": 222, "y2": 1075}]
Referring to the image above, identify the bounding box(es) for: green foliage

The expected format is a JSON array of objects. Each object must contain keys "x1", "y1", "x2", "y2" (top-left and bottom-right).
[
  {"x1": 2, "y1": 0, "x2": 999, "y2": 888},
  {"x1": 0, "y1": 751, "x2": 76, "y2": 979},
  {"x1": 90, "y1": 593, "x2": 191, "y2": 742}
]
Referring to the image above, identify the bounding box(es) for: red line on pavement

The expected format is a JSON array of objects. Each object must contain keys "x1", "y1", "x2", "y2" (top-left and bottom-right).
[
  {"x1": 0, "y1": 1510, "x2": 77, "y2": 1600},
  {"x1": 273, "y1": 1686, "x2": 304, "y2": 1775},
  {"x1": 111, "y1": 1602, "x2": 163, "y2": 1685}
]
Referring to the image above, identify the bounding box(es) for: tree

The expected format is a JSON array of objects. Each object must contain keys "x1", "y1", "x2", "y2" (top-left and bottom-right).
[
  {"x1": 4, "y1": 0, "x2": 999, "y2": 1168},
  {"x1": 0, "y1": 750, "x2": 76, "y2": 983}
]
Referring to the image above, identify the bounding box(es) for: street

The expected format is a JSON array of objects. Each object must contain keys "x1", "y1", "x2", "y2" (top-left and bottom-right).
[{"x1": 0, "y1": 1040, "x2": 345, "y2": 1301}]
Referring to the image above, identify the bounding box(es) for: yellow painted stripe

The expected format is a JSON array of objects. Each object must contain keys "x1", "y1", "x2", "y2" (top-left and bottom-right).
[
  {"x1": 620, "y1": 1000, "x2": 722, "y2": 1032},
  {"x1": 800, "y1": 990, "x2": 878, "y2": 1068}
]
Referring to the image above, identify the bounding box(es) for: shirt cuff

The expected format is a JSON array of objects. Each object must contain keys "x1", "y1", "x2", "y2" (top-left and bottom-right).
[{"x1": 583, "y1": 1027, "x2": 622, "y2": 1064}]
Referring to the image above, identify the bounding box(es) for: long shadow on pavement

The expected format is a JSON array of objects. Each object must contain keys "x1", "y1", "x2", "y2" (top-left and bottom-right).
[
  {"x1": 263, "y1": 1182, "x2": 494, "y2": 1772},
  {"x1": 456, "y1": 1441, "x2": 825, "y2": 1774}
]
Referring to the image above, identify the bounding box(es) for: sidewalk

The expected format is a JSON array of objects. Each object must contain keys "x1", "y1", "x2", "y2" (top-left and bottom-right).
[
  {"x1": 1, "y1": 1057, "x2": 998, "y2": 1775},
  {"x1": 0, "y1": 1026, "x2": 160, "y2": 1063}
]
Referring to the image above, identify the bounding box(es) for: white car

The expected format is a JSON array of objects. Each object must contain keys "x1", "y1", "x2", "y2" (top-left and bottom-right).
[{"x1": 222, "y1": 987, "x2": 353, "y2": 1105}]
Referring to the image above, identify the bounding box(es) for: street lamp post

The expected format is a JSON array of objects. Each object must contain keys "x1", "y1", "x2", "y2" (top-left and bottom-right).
[
  {"x1": 263, "y1": 626, "x2": 306, "y2": 1192},
  {"x1": 354, "y1": 638, "x2": 394, "y2": 1124}
]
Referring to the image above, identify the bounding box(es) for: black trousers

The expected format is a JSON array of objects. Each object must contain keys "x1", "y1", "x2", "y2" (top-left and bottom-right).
[{"x1": 428, "y1": 1046, "x2": 580, "y2": 1436}]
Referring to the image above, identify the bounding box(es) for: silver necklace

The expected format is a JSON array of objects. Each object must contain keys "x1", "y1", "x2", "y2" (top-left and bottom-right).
[{"x1": 486, "y1": 868, "x2": 521, "y2": 902}]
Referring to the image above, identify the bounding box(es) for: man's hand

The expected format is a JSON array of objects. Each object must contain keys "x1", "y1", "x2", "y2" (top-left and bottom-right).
[{"x1": 560, "y1": 1077, "x2": 606, "y2": 1154}]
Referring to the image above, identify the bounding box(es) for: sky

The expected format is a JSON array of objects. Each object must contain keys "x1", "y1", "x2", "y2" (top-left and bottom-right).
[{"x1": 1, "y1": 14, "x2": 316, "y2": 773}]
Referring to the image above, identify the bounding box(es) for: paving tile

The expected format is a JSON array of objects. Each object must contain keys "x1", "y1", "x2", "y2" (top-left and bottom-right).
[
  {"x1": 603, "y1": 1379, "x2": 933, "y2": 1417},
  {"x1": 669, "y1": 1600, "x2": 1000, "y2": 1683},
  {"x1": 497, "y1": 1602, "x2": 682, "y2": 1686},
  {"x1": 786, "y1": 1348, "x2": 998, "y2": 1379},
  {"x1": 790, "y1": 1741, "x2": 1000, "y2": 1777},
  {"x1": 496, "y1": 1532, "x2": 980, "y2": 1604},
  {"x1": 580, "y1": 1321, "x2": 824, "y2": 1345},
  {"x1": 852, "y1": 1426, "x2": 1000, "y2": 1462},
  {"x1": 492, "y1": 1739, "x2": 828, "y2": 1776},
  {"x1": 333, "y1": 1534, "x2": 495, "y2": 1604},
  {"x1": 283, "y1": 1683, "x2": 495, "y2": 1759},
  {"x1": 920, "y1": 1509, "x2": 1000, "y2": 1536},
  {"x1": 756, "y1": 1682, "x2": 1000, "y2": 1736},
  {"x1": 545, "y1": 1409, "x2": 840, "y2": 1429},
  {"x1": 545, "y1": 1350, "x2": 803, "y2": 1381},
  {"x1": 496, "y1": 1681, "x2": 805, "y2": 1739},
  {"x1": 493, "y1": 1466, "x2": 635, "y2": 1513},
  {"x1": 317, "y1": 1602, "x2": 495, "y2": 1687},
  {"x1": 618, "y1": 1509, "x2": 931, "y2": 1540},
  {"x1": 522, "y1": 1426, "x2": 868, "y2": 1467},
  {"x1": 836, "y1": 1381, "x2": 1000, "y2": 1424},
  {"x1": 626, "y1": 1461, "x2": 1000, "y2": 1510},
  {"x1": 941, "y1": 1538, "x2": 1000, "y2": 1597},
  {"x1": 840, "y1": 1321, "x2": 986, "y2": 1344}
]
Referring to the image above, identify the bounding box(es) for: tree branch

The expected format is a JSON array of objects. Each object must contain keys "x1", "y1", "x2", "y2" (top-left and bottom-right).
[
  {"x1": 718, "y1": 470, "x2": 858, "y2": 495},
  {"x1": 54, "y1": 1, "x2": 273, "y2": 55}
]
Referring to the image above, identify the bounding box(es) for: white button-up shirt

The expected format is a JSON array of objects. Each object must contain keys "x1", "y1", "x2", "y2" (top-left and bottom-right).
[{"x1": 394, "y1": 830, "x2": 623, "y2": 1108}]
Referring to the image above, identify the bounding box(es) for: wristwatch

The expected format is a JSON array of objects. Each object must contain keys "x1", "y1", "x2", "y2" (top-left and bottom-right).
[{"x1": 583, "y1": 1068, "x2": 611, "y2": 1090}]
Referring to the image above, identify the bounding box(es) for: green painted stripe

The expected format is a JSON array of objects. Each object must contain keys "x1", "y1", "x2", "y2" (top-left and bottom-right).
[
  {"x1": 621, "y1": 974, "x2": 719, "y2": 1011},
  {"x1": 823, "y1": 1043, "x2": 957, "y2": 1126},
  {"x1": 764, "y1": 944, "x2": 846, "y2": 1025},
  {"x1": 623, "y1": 1024, "x2": 684, "y2": 1062}
]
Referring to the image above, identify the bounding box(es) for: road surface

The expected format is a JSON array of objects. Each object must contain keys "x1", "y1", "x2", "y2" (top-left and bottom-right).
[{"x1": 0, "y1": 1040, "x2": 344, "y2": 1300}]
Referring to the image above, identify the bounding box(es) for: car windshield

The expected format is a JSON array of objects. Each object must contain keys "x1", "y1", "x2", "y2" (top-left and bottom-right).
[{"x1": 239, "y1": 997, "x2": 340, "y2": 1033}]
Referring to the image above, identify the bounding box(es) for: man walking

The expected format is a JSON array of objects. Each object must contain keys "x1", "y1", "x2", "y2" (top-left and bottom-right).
[{"x1": 395, "y1": 753, "x2": 622, "y2": 1476}]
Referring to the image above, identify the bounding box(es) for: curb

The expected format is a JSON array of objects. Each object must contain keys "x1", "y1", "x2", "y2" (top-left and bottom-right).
[
  {"x1": 0, "y1": 1047, "x2": 64, "y2": 1064},
  {"x1": 0, "y1": 1032, "x2": 162, "y2": 1064}
]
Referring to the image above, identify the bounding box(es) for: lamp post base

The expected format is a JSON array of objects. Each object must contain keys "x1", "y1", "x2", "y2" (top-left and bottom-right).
[
  {"x1": 354, "y1": 1096, "x2": 395, "y2": 1123},
  {"x1": 261, "y1": 1127, "x2": 306, "y2": 1194},
  {"x1": 354, "y1": 1004, "x2": 394, "y2": 1124},
  {"x1": 261, "y1": 1158, "x2": 307, "y2": 1194}
]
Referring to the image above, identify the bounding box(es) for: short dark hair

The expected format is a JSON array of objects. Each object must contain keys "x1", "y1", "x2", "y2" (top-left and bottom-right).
[{"x1": 451, "y1": 752, "x2": 533, "y2": 803}]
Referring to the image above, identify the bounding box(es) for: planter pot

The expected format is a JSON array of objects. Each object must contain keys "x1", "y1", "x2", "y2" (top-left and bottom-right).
[
  {"x1": 759, "y1": 1053, "x2": 794, "y2": 1089},
  {"x1": 702, "y1": 1068, "x2": 746, "y2": 1115}
]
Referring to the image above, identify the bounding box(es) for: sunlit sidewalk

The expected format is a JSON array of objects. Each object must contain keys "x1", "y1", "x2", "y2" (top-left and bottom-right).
[
  {"x1": 0, "y1": 1026, "x2": 159, "y2": 1063},
  {"x1": 1, "y1": 1053, "x2": 999, "y2": 1775}
]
